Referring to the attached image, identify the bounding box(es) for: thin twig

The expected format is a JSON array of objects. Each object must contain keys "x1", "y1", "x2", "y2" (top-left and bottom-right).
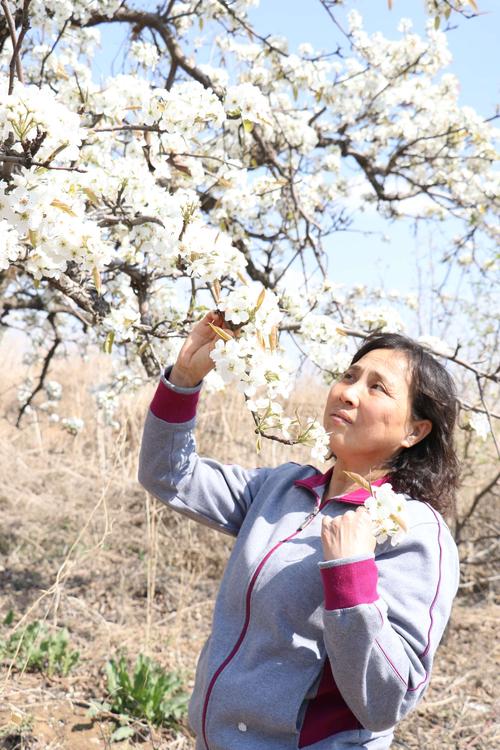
[
  {"x1": 16, "y1": 315, "x2": 60, "y2": 427},
  {"x1": 455, "y1": 468, "x2": 500, "y2": 541},
  {"x1": 39, "y1": 17, "x2": 69, "y2": 83},
  {"x1": 475, "y1": 372, "x2": 500, "y2": 458},
  {"x1": 0, "y1": 153, "x2": 87, "y2": 172},
  {"x1": 1, "y1": 0, "x2": 24, "y2": 92}
]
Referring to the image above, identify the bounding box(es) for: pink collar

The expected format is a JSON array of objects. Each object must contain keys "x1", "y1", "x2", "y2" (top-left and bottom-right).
[{"x1": 294, "y1": 468, "x2": 389, "y2": 505}]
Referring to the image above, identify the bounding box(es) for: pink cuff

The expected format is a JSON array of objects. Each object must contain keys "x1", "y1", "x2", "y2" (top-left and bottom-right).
[
  {"x1": 321, "y1": 558, "x2": 378, "y2": 610},
  {"x1": 150, "y1": 379, "x2": 200, "y2": 423}
]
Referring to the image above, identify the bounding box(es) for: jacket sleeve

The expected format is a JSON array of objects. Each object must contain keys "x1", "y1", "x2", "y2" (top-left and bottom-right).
[
  {"x1": 138, "y1": 369, "x2": 271, "y2": 536},
  {"x1": 318, "y1": 504, "x2": 460, "y2": 732}
]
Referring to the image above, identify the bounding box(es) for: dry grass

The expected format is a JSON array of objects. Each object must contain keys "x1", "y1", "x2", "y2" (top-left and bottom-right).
[{"x1": 0, "y1": 351, "x2": 498, "y2": 749}]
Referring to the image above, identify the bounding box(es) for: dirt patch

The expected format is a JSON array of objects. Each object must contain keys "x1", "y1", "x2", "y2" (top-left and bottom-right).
[{"x1": 1, "y1": 601, "x2": 497, "y2": 750}]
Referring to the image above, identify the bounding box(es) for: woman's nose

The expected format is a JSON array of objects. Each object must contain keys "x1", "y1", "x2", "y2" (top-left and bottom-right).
[{"x1": 340, "y1": 382, "x2": 359, "y2": 406}]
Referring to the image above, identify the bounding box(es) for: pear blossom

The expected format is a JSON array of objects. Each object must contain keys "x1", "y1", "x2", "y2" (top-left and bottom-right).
[
  {"x1": 130, "y1": 41, "x2": 160, "y2": 70},
  {"x1": 61, "y1": 417, "x2": 85, "y2": 435},
  {"x1": 217, "y1": 283, "x2": 283, "y2": 335},
  {"x1": 209, "y1": 335, "x2": 292, "y2": 400},
  {"x1": 0, "y1": 220, "x2": 22, "y2": 270},
  {"x1": 364, "y1": 483, "x2": 409, "y2": 546},
  {"x1": 467, "y1": 412, "x2": 491, "y2": 441},
  {"x1": 417, "y1": 336, "x2": 455, "y2": 358},
  {"x1": 224, "y1": 83, "x2": 272, "y2": 126},
  {"x1": 358, "y1": 306, "x2": 404, "y2": 333},
  {"x1": 44, "y1": 380, "x2": 63, "y2": 401},
  {"x1": 0, "y1": 80, "x2": 83, "y2": 163},
  {"x1": 301, "y1": 419, "x2": 330, "y2": 462},
  {"x1": 179, "y1": 221, "x2": 247, "y2": 282},
  {"x1": 299, "y1": 314, "x2": 351, "y2": 381}
]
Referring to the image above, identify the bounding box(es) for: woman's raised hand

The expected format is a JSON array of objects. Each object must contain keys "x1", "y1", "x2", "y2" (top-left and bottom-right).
[
  {"x1": 321, "y1": 507, "x2": 376, "y2": 561},
  {"x1": 169, "y1": 312, "x2": 230, "y2": 388}
]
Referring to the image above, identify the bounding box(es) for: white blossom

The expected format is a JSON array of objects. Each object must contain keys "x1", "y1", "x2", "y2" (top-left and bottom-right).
[
  {"x1": 218, "y1": 283, "x2": 282, "y2": 335},
  {"x1": 45, "y1": 380, "x2": 63, "y2": 401},
  {"x1": 358, "y1": 306, "x2": 404, "y2": 333},
  {"x1": 418, "y1": 335, "x2": 455, "y2": 358},
  {"x1": 0, "y1": 220, "x2": 22, "y2": 270},
  {"x1": 179, "y1": 220, "x2": 247, "y2": 282},
  {"x1": 364, "y1": 483, "x2": 409, "y2": 546},
  {"x1": 467, "y1": 412, "x2": 491, "y2": 441},
  {"x1": 130, "y1": 41, "x2": 160, "y2": 70},
  {"x1": 224, "y1": 82, "x2": 272, "y2": 126},
  {"x1": 0, "y1": 78, "x2": 83, "y2": 163},
  {"x1": 61, "y1": 417, "x2": 85, "y2": 435},
  {"x1": 301, "y1": 419, "x2": 330, "y2": 462}
]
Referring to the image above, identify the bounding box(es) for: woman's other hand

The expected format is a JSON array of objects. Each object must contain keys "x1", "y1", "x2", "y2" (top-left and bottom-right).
[
  {"x1": 169, "y1": 311, "x2": 230, "y2": 388},
  {"x1": 321, "y1": 507, "x2": 376, "y2": 561}
]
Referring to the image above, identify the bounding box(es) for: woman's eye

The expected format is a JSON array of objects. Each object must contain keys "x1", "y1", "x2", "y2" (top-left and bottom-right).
[{"x1": 372, "y1": 382, "x2": 385, "y2": 392}]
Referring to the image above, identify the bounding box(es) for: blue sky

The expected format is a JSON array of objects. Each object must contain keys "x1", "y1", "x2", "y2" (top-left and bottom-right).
[
  {"x1": 91, "y1": 1, "x2": 498, "y2": 327},
  {"x1": 248, "y1": 0, "x2": 498, "y2": 116}
]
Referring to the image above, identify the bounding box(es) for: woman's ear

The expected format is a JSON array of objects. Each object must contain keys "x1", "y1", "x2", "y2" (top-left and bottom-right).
[{"x1": 402, "y1": 419, "x2": 432, "y2": 448}]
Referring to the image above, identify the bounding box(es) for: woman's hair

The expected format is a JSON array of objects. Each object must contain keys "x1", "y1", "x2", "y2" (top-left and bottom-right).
[{"x1": 350, "y1": 332, "x2": 460, "y2": 516}]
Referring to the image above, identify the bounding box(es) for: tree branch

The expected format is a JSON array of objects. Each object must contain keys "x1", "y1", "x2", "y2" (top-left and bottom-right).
[
  {"x1": 81, "y1": 6, "x2": 222, "y2": 97},
  {"x1": 16, "y1": 314, "x2": 60, "y2": 427},
  {"x1": 1, "y1": 0, "x2": 23, "y2": 92}
]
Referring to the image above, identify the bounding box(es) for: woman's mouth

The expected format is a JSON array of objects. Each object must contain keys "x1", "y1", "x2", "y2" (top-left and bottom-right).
[{"x1": 331, "y1": 411, "x2": 353, "y2": 425}]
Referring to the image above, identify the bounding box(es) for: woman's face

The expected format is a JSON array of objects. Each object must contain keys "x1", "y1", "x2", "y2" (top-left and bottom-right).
[{"x1": 323, "y1": 348, "x2": 427, "y2": 470}]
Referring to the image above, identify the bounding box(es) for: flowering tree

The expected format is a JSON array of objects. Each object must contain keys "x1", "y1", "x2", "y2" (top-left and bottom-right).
[{"x1": 0, "y1": 0, "x2": 498, "y2": 468}]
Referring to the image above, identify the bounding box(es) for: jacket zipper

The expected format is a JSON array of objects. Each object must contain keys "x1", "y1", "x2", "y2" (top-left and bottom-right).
[{"x1": 201, "y1": 496, "x2": 331, "y2": 750}]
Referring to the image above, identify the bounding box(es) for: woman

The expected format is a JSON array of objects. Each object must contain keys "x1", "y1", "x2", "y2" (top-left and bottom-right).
[{"x1": 138, "y1": 312, "x2": 460, "y2": 750}]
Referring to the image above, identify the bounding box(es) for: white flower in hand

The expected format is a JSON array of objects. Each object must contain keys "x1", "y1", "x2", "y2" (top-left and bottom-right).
[{"x1": 364, "y1": 483, "x2": 408, "y2": 546}]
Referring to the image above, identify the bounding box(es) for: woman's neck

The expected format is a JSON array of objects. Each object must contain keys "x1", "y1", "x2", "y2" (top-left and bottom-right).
[{"x1": 326, "y1": 460, "x2": 387, "y2": 498}]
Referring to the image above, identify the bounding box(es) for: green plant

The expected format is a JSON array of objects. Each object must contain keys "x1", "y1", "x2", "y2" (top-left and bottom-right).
[
  {"x1": 104, "y1": 653, "x2": 188, "y2": 729},
  {"x1": 0, "y1": 713, "x2": 35, "y2": 748},
  {"x1": 0, "y1": 619, "x2": 79, "y2": 677}
]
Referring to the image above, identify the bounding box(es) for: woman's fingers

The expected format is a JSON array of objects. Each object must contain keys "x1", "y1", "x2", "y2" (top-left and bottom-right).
[
  {"x1": 170, "y1": 311, "x2": 231, "y2": 387},
  {"x1": 321, "y1": 508, "x2": 376, "y2": 561}
]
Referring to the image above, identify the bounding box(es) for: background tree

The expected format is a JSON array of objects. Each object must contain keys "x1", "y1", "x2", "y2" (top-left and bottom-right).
[{"x1": 0, "y1": 0, "x2": 498, "y2": 510}]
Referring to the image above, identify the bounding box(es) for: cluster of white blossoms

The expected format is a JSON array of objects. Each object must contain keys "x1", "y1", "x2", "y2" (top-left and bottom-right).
[
  {"x1": 1, "y1": 171, "x2": 113, "y2": 279},
  {"x1": 88, "y1": 366, "x2": 146, "y2": 430},
  {"x1": 299, "y1": 314, "x2": 352, "y2": 382},
  {"x1": 217, "y1": 282, "x2": 282, "y2": 334},
  {"x1": 179, "y1": 220, "x2": 247, "y2": 282},
  {"x1": 357, "y1": 305, "x2": 405, "y2": 333},
  {"x1": 364, "y1": 483, "x2": 409, "y2": 546},
  {"x1": 245, "y1": 398, "x2": 330, "y2": 462},
  {"x1": 101, "y1": 287, "x2": 142, "y2": 343},
  {"x1": 209, "y1": 285, "x2": 330, "y2": 460},
  {"x1": 210, "y1": 336, "x2": 292, "y2": 400},
  {"x1": 130, "y1": 41, "x2": 160, "y2": 70},
  {"x1": 0, "y1": 220, "x2": 21, "y2": 270},
  {"x1": 465, "y1": 412, "x2": 491, "y2": 441},
  {"x1": 146, "y1": 81, "x2": 226, "y2": 133},
  {"x1": 224, "y1": 83, "x2": 272, "y2": 127},
  {"x1": 424, "y1": 0, "x2": 478, "y2": 18},
  {"x1": 38, "y1": 379, "x2": 63, "y2": 415},
  {"x1": 0, "y1": 78, "x2": 83, "y2": 164},
  {"x1": 27, "y1": 0, "x2": 122, "y2": 30}
]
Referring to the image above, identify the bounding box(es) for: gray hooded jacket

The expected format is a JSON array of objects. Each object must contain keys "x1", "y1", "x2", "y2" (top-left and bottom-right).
[{"x1": 138, "y1": 371, "x2": 460, "y2": 750}]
